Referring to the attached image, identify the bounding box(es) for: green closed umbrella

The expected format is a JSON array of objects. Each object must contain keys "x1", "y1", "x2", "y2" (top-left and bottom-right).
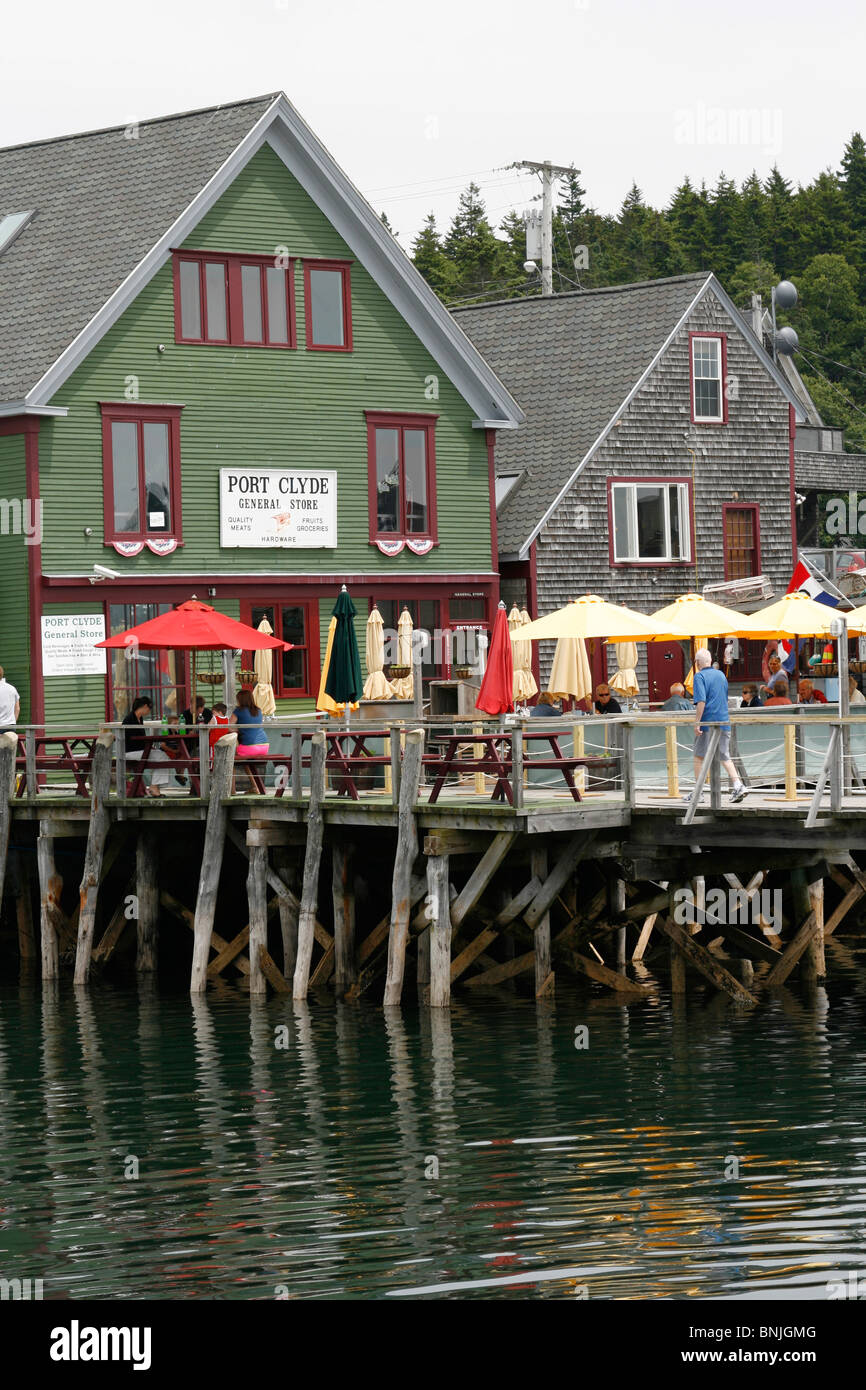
[{"x1": 325, "y1": 586, "x2": 363, "y2": 718}]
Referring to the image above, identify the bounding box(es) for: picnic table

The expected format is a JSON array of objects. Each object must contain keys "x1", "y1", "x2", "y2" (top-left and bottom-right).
[{"x1": 424, "y1": 729, "x2": 619, "y2": 805}]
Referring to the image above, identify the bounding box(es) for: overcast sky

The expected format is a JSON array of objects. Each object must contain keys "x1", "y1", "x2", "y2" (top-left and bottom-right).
[{"x1": 2, "y1": 0, "x2": 864, "y2": 248}]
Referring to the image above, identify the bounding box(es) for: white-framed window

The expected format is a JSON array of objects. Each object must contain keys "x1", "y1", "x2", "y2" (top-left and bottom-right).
[
  {"x1": 611, "y1": 480, "x2": 691, "y2": 563},
  {"x1": 691, "y1": 335, "x2": 724, "y2": 422}
]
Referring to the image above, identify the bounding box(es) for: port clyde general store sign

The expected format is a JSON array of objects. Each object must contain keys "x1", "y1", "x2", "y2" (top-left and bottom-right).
[{"x1": 219, "y1": 469, "x2": 337, "y2": 548}]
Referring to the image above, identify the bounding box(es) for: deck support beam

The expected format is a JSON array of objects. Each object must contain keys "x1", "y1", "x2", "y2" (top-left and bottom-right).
[
  {"x1": 384, "y1": 729, "x2": 425, "y2": 1007},
  {"x1": 293, "y1": 732, "x2": 326, "y2": 999},
  {"x1": 135, "y1": 829, "x2": 159, "y2": 974},
  {"x1": 74, "y1": 732, "x2": 114, "y2": 985},
  {"x1": 190, "y1": 733, "x2": 236, "y2": 993}
]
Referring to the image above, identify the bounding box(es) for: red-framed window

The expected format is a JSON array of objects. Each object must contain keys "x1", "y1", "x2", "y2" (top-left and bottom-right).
[
  {"x1": 723, "y1": 503, "x2": 761, "y2": 579},
  {"x1": 302, "y1": 259, "x2": 353, "y2": 351},
  {"x1": 690, "y1": 331, "x2": 728, "y2": 424},
  {"x1": 366, "y1": 411, "x2": 438, "y2": 543},
  {"x1": 100, "y1": 403, "x2": 183, "y2": 544},
  {"x1": 608, "y1": 475, "x2": 693, "y2": 566},
  {"x1": 172, "y1": 251, "x2": 296, "y2": 348},
  {"x1": 374, "y1": 596, "x2": 442, "y2": 686},
  {"x1": 240, "y1": 600, "x2": 319, "y2": 699}
]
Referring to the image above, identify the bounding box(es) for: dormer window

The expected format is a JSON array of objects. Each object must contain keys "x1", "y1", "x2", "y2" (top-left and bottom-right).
[
  {"x1": 172, "y1": 251, "x2": 296, "y2": 348},
  {"x1": 0, "y1": 210, "x2": 34, "y2": 257},
  {"x1": 690, "y1": 332, "x2": 728, "y2": 424}
]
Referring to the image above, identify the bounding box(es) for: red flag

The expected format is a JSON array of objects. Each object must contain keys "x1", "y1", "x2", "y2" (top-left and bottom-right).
[{"x1": 475, "y1": 603, "x2": 514, "y2": 716}]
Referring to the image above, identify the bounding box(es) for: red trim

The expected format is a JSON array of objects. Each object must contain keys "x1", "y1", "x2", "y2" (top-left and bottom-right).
[
  {"x1": 0, "y1": 416, "x2": 43, "y2": 724},
  {"x1": 689, "y1": 331, "x2": 729, "y2": 425},
  {"x1": 789, "y1": 404, "x2": 798, "y2": 566},
  {"x1": 722, "y1": 502, "x2": 761, "y2": 580},
  {"x1": 100, "y1": 403, "x2": 184, "y2": 545},
  {"x1": 44, "y1": 571, "x2": 498, "y2": 592},
  {"x1": 172, "y1": 251, "x2": 296, "y2": 349},
  {"x1": 239, "y1": 597, "x2": 320, "y2": 699},
  {"x1": 302, "y1": 259, "x2": 353, "y2": 352},
  {"x1": 607, "y1": 475, "x2": 695, "y2": 568},
  {"x1": 365, "y1": 411, "x2": 438, "y2": 545},
  {"x1": 528, "y1": 541, "x2": 540, "y2": 690},
  {"x1": 486, "y1": 428, "x2": 499, "y2": 570}
]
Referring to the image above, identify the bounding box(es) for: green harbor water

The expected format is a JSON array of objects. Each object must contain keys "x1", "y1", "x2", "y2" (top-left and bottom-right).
[{"x1": 1, "y1": 951, "x2": 866, "y2": 1301}]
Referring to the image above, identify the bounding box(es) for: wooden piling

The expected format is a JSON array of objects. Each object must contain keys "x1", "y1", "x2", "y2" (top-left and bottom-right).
[
  {"x1": 794, "y1": 869, "x2": 826, "y2": 985},
  {"x1": 427, "y1": 853, "x2": 452, "y2": 1008},
  {"x1": 531, "y1": 845, "x2": 552, "y2": 996},
  {"x1": 12, "y1": 853, "x2": 36, "y2": 967},
  {"x1": 190, "y1": 732, "x2": 237, "y2": 993},
  {"x1": 665, "y1": 723, "x2": 679, "y2": 798},
  {"x1": 610, "y1": 875, "x2": 627, "y2": 967},
  {"x1": 293, "y1": 731, "x2": 326, "y2": 999},
  {"x1": 135, "y1": 829, "x2": 159, "y2": 974},
  {"x1": 383, "y1": 728, "x2": 425, "y2": 1006},
  {"x1": 247, "y1": 842, "x2": 269, "y2": 995},
  {"x1": 332, "y1": 840, "x2": 357, "y2": 994},
  {"x1": 73, "y1": 731, "x2": 114, "y2": 985},
  {"x1": 0, "y1": 732, "x2": 17, "y2": 915},
  {"x1": 37, "y1": 833, "x2": 62, "y2": 981},
  {"x1": 274, "y1": 846, "x2": 299, "y2": 979}
]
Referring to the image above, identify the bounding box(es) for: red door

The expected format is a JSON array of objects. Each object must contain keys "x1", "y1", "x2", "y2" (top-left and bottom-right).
[{"x1": 647, "y1": 641, "x2": 685, "y2": 705}]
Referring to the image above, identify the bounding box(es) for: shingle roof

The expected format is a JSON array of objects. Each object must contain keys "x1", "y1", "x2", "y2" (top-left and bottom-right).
[
  {"x1": 453, "y1": 274, "x2": 709, "y2": 555},
  {"x1": 0, "y1": 95, "x2": 278, "y2": 400}
]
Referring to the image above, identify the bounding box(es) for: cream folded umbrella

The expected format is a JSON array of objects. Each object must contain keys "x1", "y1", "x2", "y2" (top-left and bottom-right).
[
  {"x1": 516, "y1": 593, "x2": 666, "y2": 643},
  {"x1": 252, "y1": 617, "x2": 277, "y2": 716},
  {"x1": 608, "y1": 642, "x2": 639, "y2": 698},
  {"x1": 362, "y1": 605, "x2": 394, "y2": 700},
  {"x1": 547, "y1": 635, "x2": 593, "y2": 704},
  {"x1": 391, "y1": 607, "x2": 414, "y2": 700},
  {"x1": 509, "y1": 604, "x2": 538, "y2": 701}
]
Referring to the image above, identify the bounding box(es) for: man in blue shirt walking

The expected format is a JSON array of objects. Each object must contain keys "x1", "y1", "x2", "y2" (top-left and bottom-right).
[{"x1": 692, "y1": 649, "x2": 747, "y2": 803}]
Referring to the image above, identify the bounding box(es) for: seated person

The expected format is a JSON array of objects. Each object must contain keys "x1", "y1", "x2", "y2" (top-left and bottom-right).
[
  {"x1": 208, "y1": 702, "x2": 230, "y2": 756},
  {"x1": 530, "y1": 691, "x2": 563, "y2": 718},
  {"x1": 763, "y1": 653, "x2": 789, "y2": 691},
  {"x1": 765, "y1": 679, "x2": 793, "y2": 707},
  {"x1": 850, "y1": 674, "x2": 866, "y2": 706},
  {"x1": 662, "y1": 681, "x2": 692, "y2": 711},
  {"x1": 230, "y1": 689, "x2": 269, "y2": 790},
  {"x1": 594, "y1": 683, "x2": 622, "y2": 715},
  {"x1": 797, "y1": 679, "x2": 827, "y2": 705},
  {"x1": 182, "y1": 694, "x2": 214, "y2": 727},
  {"x1": 740, "y1": 684, "x2": 763, "y2": 708},
  {"x1": 121, "y1": 697, "x2": 173, "y2": 797}
]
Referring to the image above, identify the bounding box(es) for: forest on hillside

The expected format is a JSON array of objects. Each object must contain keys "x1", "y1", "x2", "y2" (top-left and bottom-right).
[{"x1": 400, "y1": 135, "x2": 866, "y2": 451}]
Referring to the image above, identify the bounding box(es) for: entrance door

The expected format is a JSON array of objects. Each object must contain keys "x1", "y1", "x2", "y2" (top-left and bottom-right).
[{"x1": 647, "y1": 641, "x2": 685, "y2": 705}]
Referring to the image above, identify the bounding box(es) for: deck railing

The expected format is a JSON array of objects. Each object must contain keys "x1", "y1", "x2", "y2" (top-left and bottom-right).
[{"x1": 5, "y1": 708, "x2": 866, "y2": 825}]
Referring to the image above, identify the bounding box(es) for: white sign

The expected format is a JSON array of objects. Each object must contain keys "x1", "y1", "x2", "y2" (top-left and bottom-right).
[
  {"x1": 219, "y1": 468, "x2": 337, "y2": 548},
  {"x1": 41, "y1": 613, "x2": 107, "y2": 676}
]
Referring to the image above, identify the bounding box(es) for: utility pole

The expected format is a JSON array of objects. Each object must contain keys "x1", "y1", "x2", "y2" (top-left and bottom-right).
[{"x1": 511, "y1": 158, "x2": 573, "y2": 296}]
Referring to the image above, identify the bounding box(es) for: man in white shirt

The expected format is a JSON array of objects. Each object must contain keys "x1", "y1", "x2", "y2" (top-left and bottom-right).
[{"x1": 0, "y1": 667, "x2": 20, "y2": 727}]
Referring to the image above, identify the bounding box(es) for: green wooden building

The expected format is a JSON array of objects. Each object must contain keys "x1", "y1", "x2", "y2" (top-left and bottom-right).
[{"x1": 0, "y1": 94, "x2": 522, "y2": 725}]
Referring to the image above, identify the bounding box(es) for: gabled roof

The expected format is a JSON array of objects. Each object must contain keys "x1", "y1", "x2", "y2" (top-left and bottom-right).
[
  {"x1": 454, "y1": 273, "x2": 805, "y2": 558},
  {"x1": 0, "y1": 94, "x2": 522, "y2": 427}
]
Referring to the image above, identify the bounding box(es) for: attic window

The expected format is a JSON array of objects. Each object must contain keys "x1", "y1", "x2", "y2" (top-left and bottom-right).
[
  {"x1": 172, "y1": 251, "x2": 296, "y2": 348},
  {"x1": 0, "y1": 210, "x2": 34, "y2": 256},
  {"x1": 690, "y1": 333, "x2": 728, "y2": 424},
  {"x1": 495, "y1": 474, "x2": 520, "y2": 507}
]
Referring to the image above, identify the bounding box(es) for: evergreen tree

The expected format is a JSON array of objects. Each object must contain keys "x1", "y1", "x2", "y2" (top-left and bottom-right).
[
  {"x1": 727, "y1": 260, "x2": 779, "y2": 310},
  {"x1": 556, "y1": 167, "x2": 587, "y2": 238},
  {"x1": 796, "y1": 170, "x2": 854, "y2": 267},
  {"x1": 733, "y1": 172, "x2": 767, "y2": 266},
  {"x1": 411, "y1": 213, "x2": 457, "y2": 301},
  {"x1": 707, "y1": 174, "x2": 741, "y2": 278},
  {"x1": 839, "y1": 132, "x2": 866, "y2": 277},
  {"x1": 443, "y1": 183, "x2": 513, "y2": 302},
  {"x1": 666, "y1": 177, "x2": 713, "y2": 269},
  {"x1": 763, "y1": 166, "x2": 799, "y2": 274}
]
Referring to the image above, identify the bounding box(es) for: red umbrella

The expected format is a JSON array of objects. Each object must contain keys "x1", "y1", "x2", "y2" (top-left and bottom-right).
[
  {"x1": 95, "y1": 598, "x2": 291, "y2": 651},
  {"x1": 475, "y1": 601, "x2": 514, "y2": 716}
]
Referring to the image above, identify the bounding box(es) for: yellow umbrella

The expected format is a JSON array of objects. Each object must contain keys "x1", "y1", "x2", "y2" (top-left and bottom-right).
[
  {"x1": 389, "y1": 607, "x2": 414, "y2": 700},
  {"x1": 516, "y1": 594, "x2": 666, "y2": 643},
  {"x1": 835, "y1": 602, "x2": 866, "y2": 633},
  {"x1": 739, "y1": 591, "x2": 851, "y2": 638},
  {"x1": 649, "y1": 592, "x2": 749, "y2": 639},
  {"x1": 609, "y1": 642, "x2": 639, "y2": 698},
  {"x1": 547, "y1": 636, "x2": 593, "y2": 703},
  {"x1": 363, "y1": 605, "x2": 394, "y2": 700},
  {"x1": 509, "y1": 604, "x2": 538, "y2": 701},
  {"x1": 252, "y1": 617, "x2": 277, "y2": 716},
  {"x1": 317, "y1": 616, "x2": 359, "y2": 714}
]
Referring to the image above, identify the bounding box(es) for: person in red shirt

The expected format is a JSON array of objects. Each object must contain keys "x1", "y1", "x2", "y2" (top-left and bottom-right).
[
  {"x1": 765, "y1": 679, "x2": 793, "y2": 706},
  {"x1": 797, "y1": 679, "x2": 827, "y2": 705}
]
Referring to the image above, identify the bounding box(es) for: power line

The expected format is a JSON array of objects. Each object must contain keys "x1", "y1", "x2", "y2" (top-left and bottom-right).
[
  {"x1": 798, "y1": 349, "x2": 866, "y2": 424},
  {"x1": 798, "y1": 344, "x2": 866, "y2": 383}
]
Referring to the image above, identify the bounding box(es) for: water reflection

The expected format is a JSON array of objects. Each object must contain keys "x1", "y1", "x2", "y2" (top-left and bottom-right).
[{"x1": 0, "y1": 945, "x2": 865, "y2": 1299}]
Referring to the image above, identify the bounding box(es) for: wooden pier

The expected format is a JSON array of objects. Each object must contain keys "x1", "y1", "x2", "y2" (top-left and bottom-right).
[{"x1": 2, "y1": 711, "x2": 866, "y2": 1007}]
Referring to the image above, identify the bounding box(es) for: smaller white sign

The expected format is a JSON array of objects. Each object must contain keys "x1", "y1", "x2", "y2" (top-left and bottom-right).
[{"x1": 41, "y1": 613, "x2": 107, "y2": 676}]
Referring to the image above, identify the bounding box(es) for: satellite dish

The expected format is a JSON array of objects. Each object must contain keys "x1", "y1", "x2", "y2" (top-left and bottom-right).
[
  {"x1": 775, "y1": 326, "x2": 799, "y2": 355},
  {"x1": 774, "y1": 280, "x2": 798, "y2": 311}
]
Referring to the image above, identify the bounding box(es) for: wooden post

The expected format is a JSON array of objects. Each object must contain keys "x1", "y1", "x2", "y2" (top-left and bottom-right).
[
  {"x1": 412, "y1": 658, "x2": 424, "y2": 718},
  {"x1": 511, "y1": 730, "x2": 525, "y2": 810},
  {"x1": 784, "y1": 724, "x2": 797, "y2": 800},
  {"x1": 473, "y1": 722, "x2": 485, "y2": 795},
  {"x1": 190, "y1": 732, "x2": 237, "y2": 993},
  {"x1": 274, "y1": 846, "x2": 299, "y2": 978},
  {"x1": 668, "y1": 889, "x2": 686, "y2": 994},
  {"x1": 74, "y1": 731, "x2": 114, "y2": 985},
  {"x1": 115, "y1": 724, "x2": 127, "y2": 816},
  {"x1": 611, "y1": 875, "x2": 627, "y2": 967},
  {"x1": 197, "y1": 727, "x2": 210, "y2": 802},
  {"x1": 709, "y1": 747, "x2": 721, "y2": 810},
  {"x1": 13, "y1": 853, "x2": 36, "y2": 966},
  {"x1": 573, "y1": 721, "x2": 586, "y2": 795},
  {"x1": 383, "y1": 728, "x2": 425, "y2": 1006},
  {"x1": 37, "y1": 833, "x2": 62, "y2": 980},
  {"x1": 135, "y1": 829, "x2": 159, "y2": 974},
  {"x1": 416, "y1": 925, "x2": 431, "y2": 1002},
  {"x1": 795, "y1": 870, "x2": 826, "y2": 984},
  {"x1": 390, "y1": 727, "x2": 402, "y2": 806},
  {"x1": 666, "y1": 722, "x2": 679, "y2": 798},
  {"x1": 0, "y1": 731, "x2": 17, "y2": 913},
  {"x1": 247, "y1": 842, "x2": 269, "y2": 995},
  {"x1": 621, "y1": 723, "x2": 635, "y2": 807},
  {"x1": 291, "y1": 727, "x2": 303, "y2": 800},
  {"x1": 332, "y1": 840, "x2": 357, "y2": 994},
  {"x1": 531, "y1": 844, "x2": 552, "y2": 995},
  {"x1": 293, "y1": 731, "x2": 326, "y2": 999},
  {"x1": 427, "y1": 853, "x2": 451, "y2": 1008},
  {"x1": 25, "y1": 727, "x2": 36, "y2": 797}
]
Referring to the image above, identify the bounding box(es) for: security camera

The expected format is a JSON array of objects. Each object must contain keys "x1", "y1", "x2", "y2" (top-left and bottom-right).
[
  {"x1": 523, "y1": 260, "x2": 537, "y2": 274},
  {"x1": 91, "y1": 563, "x2": 121, "y2": 582}
]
